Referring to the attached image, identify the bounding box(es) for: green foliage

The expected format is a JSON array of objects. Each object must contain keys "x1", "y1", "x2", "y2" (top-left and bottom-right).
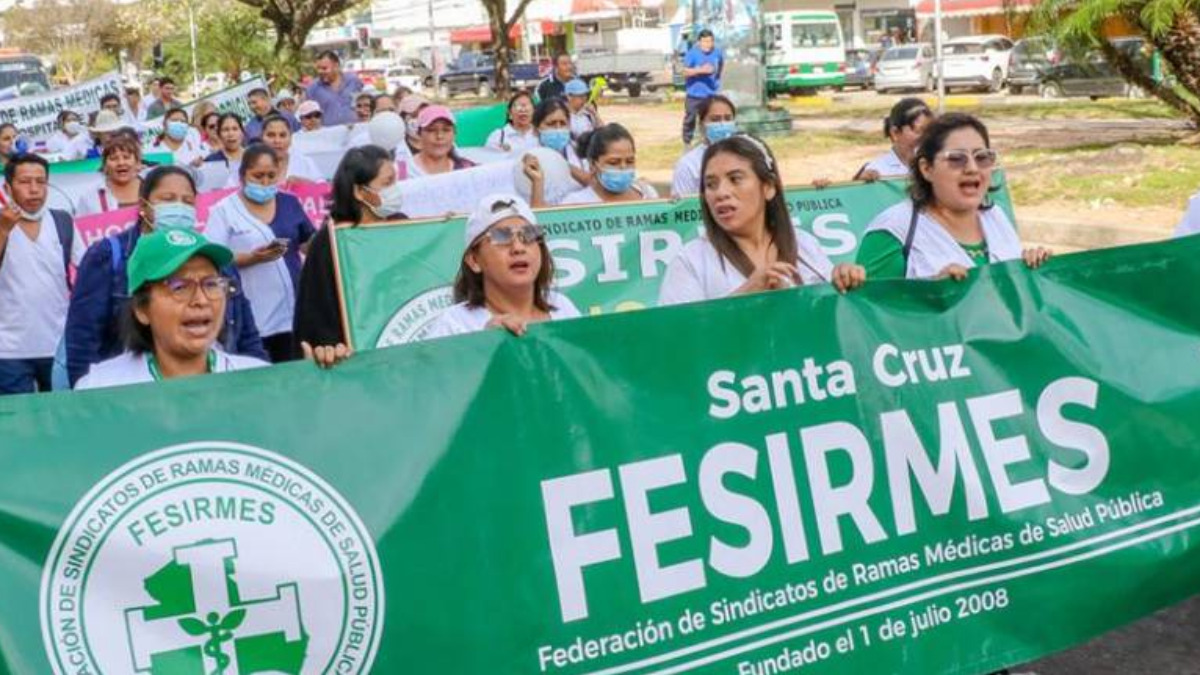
[{"x1": 159, "y1": 1, "x2": 276, "y2": 86}]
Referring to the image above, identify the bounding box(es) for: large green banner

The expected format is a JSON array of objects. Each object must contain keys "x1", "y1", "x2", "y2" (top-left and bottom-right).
[
  {"x1": 2, "y1": 237, "x2": 1200, "y2": 674},
  {"x1": 334, "y1": 174, "x2": 1016, "y2": 349}
]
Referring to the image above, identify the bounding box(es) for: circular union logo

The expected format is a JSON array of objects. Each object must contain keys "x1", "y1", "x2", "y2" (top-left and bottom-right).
[
  {"x1": 375, "y1": 285, "x2": 454, "y2": 348},
  {"x1": 40, "y1": 442, "x2": 384, "y2": 675}
]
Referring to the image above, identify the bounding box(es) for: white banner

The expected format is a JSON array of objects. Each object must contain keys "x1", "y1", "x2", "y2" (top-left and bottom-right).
[{"x1": 0, "y1": 72, "x2": 122, "y2": 141}]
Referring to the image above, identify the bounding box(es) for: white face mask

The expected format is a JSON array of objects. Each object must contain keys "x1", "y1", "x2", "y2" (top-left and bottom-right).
[
  {"x1": 4, "y1": 186, "x2": 46, "y2": 222},
  {"x1": 362, "y1": 182, "x2": 404, "y2": 218}
]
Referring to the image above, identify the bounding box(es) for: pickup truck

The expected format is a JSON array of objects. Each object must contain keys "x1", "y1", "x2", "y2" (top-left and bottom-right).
[
  {"x1": 437, "y1": 51, "x2": 543, "y2": 98},
  {"x1": 575, "y1": 51, "x2": 669, "y2": 98}
]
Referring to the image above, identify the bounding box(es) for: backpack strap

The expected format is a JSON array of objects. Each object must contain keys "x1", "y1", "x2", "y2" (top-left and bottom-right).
[
  {"x1": 98, "y1": 189, "x2": 110, "y2": 213},
  {"x1": 50, "y1": 209, "x2": 74, "y2": 290},
  {"x1": 903, "y1": 200, "x2": 919, "y2": 262}
]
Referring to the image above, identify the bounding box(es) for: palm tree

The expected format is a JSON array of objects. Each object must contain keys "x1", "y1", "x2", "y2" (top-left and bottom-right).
[{"x1": 1033, "y1": 0, "x2": 1200, "y2": 126}]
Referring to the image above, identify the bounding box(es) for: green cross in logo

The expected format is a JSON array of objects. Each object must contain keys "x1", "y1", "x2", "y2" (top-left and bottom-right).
[{"x1": 125, "y1": 538, "x2": 308, "y2": 675}]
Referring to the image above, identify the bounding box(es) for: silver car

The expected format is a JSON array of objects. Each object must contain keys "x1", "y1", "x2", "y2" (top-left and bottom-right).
[{"x1": 874, "y1": 44, "x2": 936, "y2": 93}]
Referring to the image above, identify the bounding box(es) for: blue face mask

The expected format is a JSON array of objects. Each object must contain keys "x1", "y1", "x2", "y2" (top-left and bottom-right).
[
  {"x1": 165, "y1": 121, "x2": 189, "y2": 141},
  {"x1": 705, "y1": 121, "x2": 737, "y2": 144},
  {"x1": 598, "y1": 168, "x2": 637, "y2": 194},
  {"x1": 541, "y1": 128, "x2": 571, "y2": 152},
  {"x1": 152, "y1": 202, "x2": 197, "y2": 231},
  {"x1": 243, "y1": 181, "x2": 278, "y2": 204}
]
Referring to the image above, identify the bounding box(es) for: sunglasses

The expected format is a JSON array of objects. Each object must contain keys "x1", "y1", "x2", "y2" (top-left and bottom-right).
[
  {"x1": 483, "y1": 224, "x2": 544, "y2": 247},
  {"x1": 937, "y1": 149, "x2": 998, "y2": 170},
  {"x1": 302, "y1": 113, "x2": 322, "y2": 120},
  {"x1": 160, "y1": 275, "x2": 234, "y2": 302}
]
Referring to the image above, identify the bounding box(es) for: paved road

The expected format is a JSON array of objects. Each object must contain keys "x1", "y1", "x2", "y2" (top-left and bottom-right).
[{"x1": 1018, "y1": 595, "x2": 1200, "y2": 674}]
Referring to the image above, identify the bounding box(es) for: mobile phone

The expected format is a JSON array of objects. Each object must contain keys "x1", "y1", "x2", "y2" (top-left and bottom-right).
[{"x1": 271, "y1": 238, "x2": 289, "y2": 250}]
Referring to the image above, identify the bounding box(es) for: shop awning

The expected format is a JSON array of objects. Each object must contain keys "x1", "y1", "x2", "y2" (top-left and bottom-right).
[
  {"x1": 449, "y1": 20, "x2": 558, "y2": 44},
  {"x1": 915, "y1": 0, "x2": 1036, "y2": 19}
]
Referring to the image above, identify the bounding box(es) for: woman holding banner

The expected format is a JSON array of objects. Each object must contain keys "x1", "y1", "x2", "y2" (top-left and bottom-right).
[
  {"x1": 294, "y1": 145, "x2": 404, "y2": 368},
  {"x1": 75, "y1": 229, "x2": 268, "y2": 390},
  {"x1": 857, "y1": 113, "x2": 1050, "y2": 280},
  {"x1": 73, "y1": 135, "x2": 143, "y2": 217},
  {"x1": 423, "y1": 194, "x2": 580, "y2": 339},
  {"x1": 259, "y1": 116, "x2": 323, "y2": 185},
  {"x1": 396, "y1": 106, "x2": 477, "y2": 179},
  {"x1": 671, "y1": 94, "x2": 738, "y2": 198},
  {"x1": 560, "y1": 124, "x2": 658, "y2": 205},
  {"x1": 206, "y1": 145, "x2": 316, "y2": 362},
  {"x1": 64, "y1": 165, "x2": 266, "y2": 387},
  {"x1": 485, "y1": 91, "x2": 540, "y2": 156},
  {"x1": 153, "y1": 108, "x2": 207, "y2": 168},
  {"x1": 659, "y1": 134, "x2": 866, "y2": 306},
  {"x1": 205, "y1": 113, "x2": 246, "y2": 168},
  {"x1": 854, "y1": 98, "x2": 934, "y2": 181}
]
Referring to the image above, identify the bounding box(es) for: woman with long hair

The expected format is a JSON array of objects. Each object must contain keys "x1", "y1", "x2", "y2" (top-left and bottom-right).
[{"x1": 659, "y1": 134, "x2": 865, "y2": 305}]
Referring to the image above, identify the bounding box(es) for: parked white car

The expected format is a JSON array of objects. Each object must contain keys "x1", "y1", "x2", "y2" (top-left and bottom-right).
[
  {"x1": 385, "y1": 64, "x2": 425, "y2": 93},
  {"x1": 873, "y1": 44, "x2": 936, "y2": 93},
  {"x1": 941, "y1": 35, "x2": 1015, "y2": 92}
]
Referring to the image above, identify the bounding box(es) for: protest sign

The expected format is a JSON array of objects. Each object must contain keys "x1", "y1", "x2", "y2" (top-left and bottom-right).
[
  {"x1": 333, "y1": 173, "x2": 1017, "y2": 348},
  {"x1": 72, "y1": 182, "x2": 332, "y2": 248},
  {"x1": 0, "y1": 71, "x2": 122, "y2": 141},
  {"x1": 145, "y1": 77, "x2": 267, "y2": 123},
  {"x1": 4, "y1": 237, "x2": 1200, "y2": 674}
]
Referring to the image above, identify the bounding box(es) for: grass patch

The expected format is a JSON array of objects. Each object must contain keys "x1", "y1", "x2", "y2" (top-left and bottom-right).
[
  {"x1": 639, "y1": 129, "x2": 878, "y2": 171},
  {"x1": 1005, "y1": 143, "x2": 1200, "y2": 207}
]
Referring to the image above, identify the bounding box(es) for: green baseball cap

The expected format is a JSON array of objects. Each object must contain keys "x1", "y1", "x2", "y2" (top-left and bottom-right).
[{"x1": 126, "y1": 229, "x2": 234, "y2": 295}]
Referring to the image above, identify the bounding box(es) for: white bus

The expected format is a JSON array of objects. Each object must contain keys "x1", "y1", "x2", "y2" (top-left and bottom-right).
[{"x1": 764, "y1": 11, "x2": 846, "y2": 94}]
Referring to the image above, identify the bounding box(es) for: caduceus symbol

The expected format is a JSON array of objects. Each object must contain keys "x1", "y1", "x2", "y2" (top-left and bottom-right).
[{"x1": 178, "y1": 609, "x2": 246, "y2": 675}]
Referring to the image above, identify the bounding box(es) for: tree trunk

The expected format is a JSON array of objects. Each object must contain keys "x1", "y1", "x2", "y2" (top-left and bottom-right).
[
  {"x1": 1151, "y1": 12, "x2": 1200, "y2": 107},
  {"x1": 1096, "y1": 22, "x2": 1200, "y2": 127},
  {"x1": 485, "y1": 3, "x2": 510, "y2": 100}
]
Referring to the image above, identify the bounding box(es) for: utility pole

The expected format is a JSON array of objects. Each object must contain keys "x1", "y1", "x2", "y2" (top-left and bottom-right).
[
  {"x1": 188, "y1": 1, "x2": 201, "y2": 97},
  {"x1": 934, "y1": 0, "x2": 945, "y2": 113}
]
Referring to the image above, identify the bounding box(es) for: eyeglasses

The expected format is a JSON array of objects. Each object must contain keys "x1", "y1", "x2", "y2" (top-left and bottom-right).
[
  {"x1": 483, "y1": 224, "x2": 544, "y2": 247},
  {"x1": 937, "y1": 149, "x2": 998, "y2": 170},
  {"x1": 160, "y1": 276, "x2": 234, "y2": 302}
]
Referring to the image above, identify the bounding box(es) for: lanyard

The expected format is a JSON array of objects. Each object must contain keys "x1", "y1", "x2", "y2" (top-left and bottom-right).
[{"x1": 147, "y1": 351, "x2": 217, "y2": 381}]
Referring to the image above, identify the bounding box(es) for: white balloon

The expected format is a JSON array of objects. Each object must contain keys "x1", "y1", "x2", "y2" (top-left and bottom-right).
[
  {"x1": 367, "y1": 112, "x2": 406, "y2": 152},
  {"x1": 513, "y1": 147, "x2": 576, "y2": 204}
]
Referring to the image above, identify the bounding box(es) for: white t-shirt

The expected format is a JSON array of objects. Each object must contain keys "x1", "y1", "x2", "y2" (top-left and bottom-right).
[
  {"x1": 157, "y1": 128, "x2": 207, "y2": 166},
  {"x1": 672, "y1": 144, "x2": 707, "y2": 198},
  {"x1": 73, "y1": 183, "x2": 131, "y2": 217},
  {"x1": 62, "y1": 133, "x2": 95, "y2": 161},
  {"x1": 0, "y1": 212, "x2": 86, "y2": 359},
  {"x1": 559, "y1": 181, "x2": 659, "y2": 206},
  {"x1": 486, "y1": 124, "x2": 541, "y2": 156},
  {"x1": 45, "y1": 131, "x2": 77, "y2": 156},
  {"x1": 76, "y1": 350, "x2": 269, "y2": 390},
  {"x1": 569, "y1": 110, "x2": 596, "y2": 139},
  {"x1": 204, "y1": 192, "x2": 296, "y2": 337},
  {"x1": 658, "y1": 230, "x2": 834, "y2": 306},
  {"x1": 860, "y1": 148, "x2": 910, "y2": 179},
  {"x1": 421, "y1": 291, "x2": 581, "y2": 340},
  {"x1": 1175, "y1": 190, "x2": 1200, "y2": 238}
]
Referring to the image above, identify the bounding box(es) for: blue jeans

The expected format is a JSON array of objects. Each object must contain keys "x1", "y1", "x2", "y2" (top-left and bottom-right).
[{"x1": 0, "y1": 357, "x2": 53, "y2": 395}]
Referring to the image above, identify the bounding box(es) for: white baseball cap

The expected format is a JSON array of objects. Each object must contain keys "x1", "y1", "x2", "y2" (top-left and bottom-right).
[{"x1": 464, "y1": 194, "x2": 537, "y2": 246}]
